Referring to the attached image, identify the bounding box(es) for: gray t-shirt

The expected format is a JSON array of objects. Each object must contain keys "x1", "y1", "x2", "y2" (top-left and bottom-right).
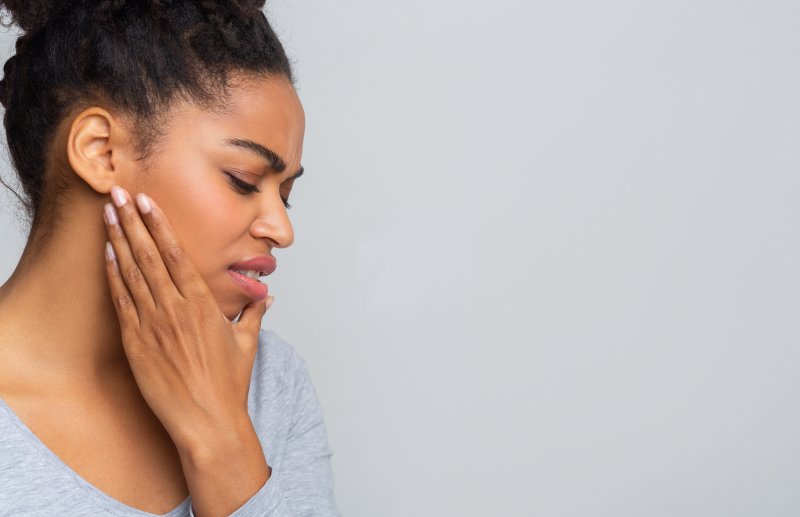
[{"x1": 0, "y1": 329, "x2": 340, "y2": 516}]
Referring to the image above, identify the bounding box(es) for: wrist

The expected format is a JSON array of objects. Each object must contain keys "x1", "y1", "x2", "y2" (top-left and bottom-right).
[
  {"x1": 175, "y1": 412, "x2": 272, "y2": 517},
  {"x1": 174, "y1": 410, "x2": 258, "y2": 463}
]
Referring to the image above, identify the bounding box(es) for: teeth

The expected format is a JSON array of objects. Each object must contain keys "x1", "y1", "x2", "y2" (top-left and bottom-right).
[{"x1": 235, "y1": 269, "x2": 261, "y2": 280}]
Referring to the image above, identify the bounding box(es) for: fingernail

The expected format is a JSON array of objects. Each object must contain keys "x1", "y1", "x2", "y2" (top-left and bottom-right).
[
  {"x1": 111, "y1": 185, "x2": 127, "y2": 207},
  {"x1": 136, "y1": 193, "x2": 152, "y2": 214},
  {"x1": 266, "y1": 296, "x2": 275, "y2": 310},
  {"x1": 103, "y1": 203, "x2": 118, "y2": 225},
  {"x1": 105, "y1": 241, "x2": 116, "y2": 262}
]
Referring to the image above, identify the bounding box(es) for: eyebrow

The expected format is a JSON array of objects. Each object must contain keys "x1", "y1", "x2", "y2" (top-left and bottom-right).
[{"x1": 223, "y1": 137, "x2": 304, "y2": 179}]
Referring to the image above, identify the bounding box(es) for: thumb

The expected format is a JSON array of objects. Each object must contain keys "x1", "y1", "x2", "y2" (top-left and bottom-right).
[{"x1": 235, "y1": 295, "x2": 274, "y2": 338}]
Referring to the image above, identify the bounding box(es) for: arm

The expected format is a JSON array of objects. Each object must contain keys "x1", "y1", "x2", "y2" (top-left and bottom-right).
[
  {"x1": 179, "y1": 415, "x2": 273, "y2": 517},
  {"x1": 187, "y1": 355, "x2": 340, "y2": 517}
]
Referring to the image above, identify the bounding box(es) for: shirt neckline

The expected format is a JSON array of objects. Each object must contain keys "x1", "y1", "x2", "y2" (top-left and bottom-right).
[{"x1": 0, "y1": 395, "x2": 191, "y2": 517}]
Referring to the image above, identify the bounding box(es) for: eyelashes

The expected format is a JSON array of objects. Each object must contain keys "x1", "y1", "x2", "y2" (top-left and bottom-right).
[
  {"x1": 225, "y1": 172, "x2": 259, "y2": 194},
  {"x1": 224, "y1": 172, "x2": 292, "y2": 210}
]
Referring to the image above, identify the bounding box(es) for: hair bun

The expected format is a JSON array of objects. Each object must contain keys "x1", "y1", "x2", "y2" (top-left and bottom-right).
[
  {"x1": 0, "y1": 1, "x2": 80, "y2": 34},
  {"x1": 2, "y1": 1, "x2": 267, "y2": 35}
]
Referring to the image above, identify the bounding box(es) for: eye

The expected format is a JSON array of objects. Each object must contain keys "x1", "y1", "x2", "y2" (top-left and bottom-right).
[
  {"x1": 225, "y1": 172, "x2": 259, "y2": 194},
  {"x1": 224, "y1": 172, "x2": 292, "y2": 209}
]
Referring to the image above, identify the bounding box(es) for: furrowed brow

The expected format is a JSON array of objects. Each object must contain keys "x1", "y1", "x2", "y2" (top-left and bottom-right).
[
  {"x1": 224, "y1": 137, "x2": 286, "y2": 172},
  {"x1": 222, "y1": 137, "x2": 304, "y2": 178}
]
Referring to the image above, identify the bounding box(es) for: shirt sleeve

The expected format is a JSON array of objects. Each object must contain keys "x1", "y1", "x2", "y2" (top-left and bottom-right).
[{"x1": 188, "y1": 354, "x2": 340, "y2": 517}]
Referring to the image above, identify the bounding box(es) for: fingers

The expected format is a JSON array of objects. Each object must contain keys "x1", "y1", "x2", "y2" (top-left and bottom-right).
[
  {"x1": 236, "y1": 295, "x2": 273, "y2": 335},
  {"x1": 105, "y1": 186, "x2": 180, "y2": 310},
  {"x1": 233, "y1": 295, "x2": 273, "y2": 356},
  {"x1": 104, "y1": 239, "x2": 140, "y2": 330}
]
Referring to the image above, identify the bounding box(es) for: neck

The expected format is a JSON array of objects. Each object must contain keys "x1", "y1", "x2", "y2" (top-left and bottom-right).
[{"x1": 0, "y1": 202, "x2": 132, "y2": 388}]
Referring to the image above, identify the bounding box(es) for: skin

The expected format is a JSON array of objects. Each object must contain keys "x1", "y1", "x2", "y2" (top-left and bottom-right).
[{"x1": 0, "y1": 73, "x2": 305, "y2": 515}]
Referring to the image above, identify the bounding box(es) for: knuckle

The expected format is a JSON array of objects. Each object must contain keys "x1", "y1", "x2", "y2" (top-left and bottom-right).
[
  {"x1": 108, "y1": 223, "x2": 126, "y2": 240},
  {"x1": 148, "y1": 215, "x2": 166, "y2": 232},
  {"x1": 116, "y1": 293, "x2": 135, "y2": 311},
  {"x1": 163, "y1": 245, "x2": 185, "y2": 266},
  {"x1": 137, "y1": 247, "x2": 160, "y2": 268},
  {"x1": 155, "y1": 316, "x2": 179, "y2": 340},
  {"x1": 159, "y1": 303, "x2": 180, "y2": 323},
  {"x1": 123, "y1": 265, "x2": 145, "y2": 285}
]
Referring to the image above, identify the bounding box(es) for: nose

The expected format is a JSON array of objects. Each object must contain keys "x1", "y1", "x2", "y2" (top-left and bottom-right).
[{"x1": 249, "y1": 190, "x2": 295, "y2": 248}]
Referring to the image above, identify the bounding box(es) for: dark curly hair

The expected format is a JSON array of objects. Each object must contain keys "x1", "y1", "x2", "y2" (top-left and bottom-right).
[{"x1": 0, "y1": 0, "x2": 294, "y2": 238}]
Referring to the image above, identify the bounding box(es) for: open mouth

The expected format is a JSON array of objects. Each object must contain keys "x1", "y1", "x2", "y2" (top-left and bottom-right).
[
  {"x1": 227, "y1": 268, "x2": 269, "y2": 301},
  {"x1": 226, "y1": 255, "x2": 275, "y2": 302},
  {"x1": 228, "y1": 268, "x2": 267, "y2": 280}
]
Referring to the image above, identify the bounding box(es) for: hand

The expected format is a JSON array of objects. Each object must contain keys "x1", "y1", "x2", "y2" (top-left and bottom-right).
[{"x1": 101, "y1": 185, "x2": 273, "y2": 450}]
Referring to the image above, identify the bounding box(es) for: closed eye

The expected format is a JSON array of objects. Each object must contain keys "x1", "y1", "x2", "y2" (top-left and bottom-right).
[{"x1": 224, "y1": 172, "x2": 292, "y2": 209}]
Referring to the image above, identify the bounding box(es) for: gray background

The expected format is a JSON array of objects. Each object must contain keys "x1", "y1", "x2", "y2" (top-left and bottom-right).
[{"x1": 1, "y1": 1, "x2": 799, "y2": 516}]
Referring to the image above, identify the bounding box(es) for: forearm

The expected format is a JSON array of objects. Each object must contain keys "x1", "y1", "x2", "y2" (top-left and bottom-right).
[{"x1": 177, "y1": 414, "x2": 271, "y2": 517}]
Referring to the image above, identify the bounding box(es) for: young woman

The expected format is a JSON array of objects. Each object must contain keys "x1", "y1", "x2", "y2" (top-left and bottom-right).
[{"x1": 0, "y1": 1, "x2": 339, "y2": 516}]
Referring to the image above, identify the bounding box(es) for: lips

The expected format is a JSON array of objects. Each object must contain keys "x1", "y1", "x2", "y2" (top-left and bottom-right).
[
  {"x1": 227, "y1": 255, "x2": 276, "y2": 302},
  {"x1": 228, "y1": 255, "x2": 277, "y2": 277},
  {"x1": 228, "y1": 269, "x2": 269, "y2": 301}
]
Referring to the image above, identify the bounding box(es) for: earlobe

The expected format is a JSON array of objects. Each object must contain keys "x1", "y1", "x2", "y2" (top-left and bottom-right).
[{"x1": 66, "y1": 107, "x2": 120, "y2": 195}]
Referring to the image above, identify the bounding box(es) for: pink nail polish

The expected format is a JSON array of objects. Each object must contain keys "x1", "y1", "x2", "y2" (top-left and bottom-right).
[
  {"x1": 111, "y1": 185, "x2": 127, "y2": 207},
  {"x1": 104, "y1": 203, "x2": 118, "y2": 225},
  {"x1": 136, "y1": 193, "x2": 152, "y2": 214},
  {"x1": 105, "y1": 241, "x2": 116, "y2": 262}
]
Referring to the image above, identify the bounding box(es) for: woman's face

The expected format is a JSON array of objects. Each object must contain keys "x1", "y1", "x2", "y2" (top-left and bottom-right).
[{"x1": 127, "y1": 74, "x2": 305, "y2": 320}]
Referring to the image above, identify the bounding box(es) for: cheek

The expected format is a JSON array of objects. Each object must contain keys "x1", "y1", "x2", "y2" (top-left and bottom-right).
[
  {"x1": 154, "y1": 177, "x2": 243, "y2": 279},
  {"x1": 168, "y1": 203, "x2": 248, "y2": 314},
  {"x1": 174, "y1": 198, "x2": 241, "y2": 276}
]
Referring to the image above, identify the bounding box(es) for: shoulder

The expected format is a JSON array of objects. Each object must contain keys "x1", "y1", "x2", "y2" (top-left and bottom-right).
[
  {"x1": 254, "y1": 328, "x2": 306, "y2": 381},
  {"x1": 246, "y1": 329, "x2": 324, "y2": 449},
  {"x1": 248, "y1": 329, "x2": 312, "y2": 411}
]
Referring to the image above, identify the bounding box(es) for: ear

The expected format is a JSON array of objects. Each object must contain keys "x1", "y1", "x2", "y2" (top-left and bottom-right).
[{"x1": 66, "y1": 107, "x2": 131, "y2": 195}]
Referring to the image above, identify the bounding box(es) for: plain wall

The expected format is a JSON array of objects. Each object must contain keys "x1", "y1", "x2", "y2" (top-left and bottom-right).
[{"x1": 1, "y1": 1, "x2": 799, "y2": 515}]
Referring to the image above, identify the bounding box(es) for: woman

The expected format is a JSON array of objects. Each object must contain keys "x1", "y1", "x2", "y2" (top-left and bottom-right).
[{"x1": 0, "y1": 1, "x2": 338, "y2": 516}]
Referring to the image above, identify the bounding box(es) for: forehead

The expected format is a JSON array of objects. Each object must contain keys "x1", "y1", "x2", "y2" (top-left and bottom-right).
[{"x1": 167, "y1": 74, "x2": 305, "y2": 168}]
